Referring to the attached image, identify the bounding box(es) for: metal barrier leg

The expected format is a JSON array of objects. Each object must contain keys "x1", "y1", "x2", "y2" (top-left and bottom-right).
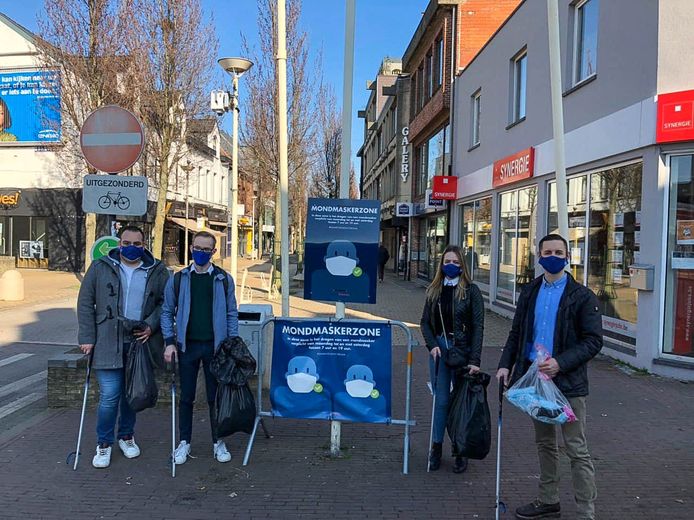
[
  {"x1": 260, "y1": 418, "x2": 271, "y2": 439},
  {"x1": 243, "y1": 416, "x2": 262, "y2": 466}
]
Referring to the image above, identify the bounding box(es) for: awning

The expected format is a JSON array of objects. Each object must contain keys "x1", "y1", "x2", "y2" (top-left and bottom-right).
[{"x1": 167, "y1": 217, "x2": 226, "y2": 238}]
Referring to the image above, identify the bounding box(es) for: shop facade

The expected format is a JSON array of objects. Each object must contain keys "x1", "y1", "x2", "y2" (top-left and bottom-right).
[{"x1": 450, "y1": 0, "x2": 694, "y2": 379}]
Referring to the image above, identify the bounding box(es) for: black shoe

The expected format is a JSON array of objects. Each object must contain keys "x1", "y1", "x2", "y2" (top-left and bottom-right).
[
  {"x1": 452, "y1": 456, "x2": 468, "y2": 473},
  {"x1": 428, "y1": 442, "x2": 442, "y2": 471},
  {"x1": 515, "y1": 499, "x2": 561, "y2": 519}
]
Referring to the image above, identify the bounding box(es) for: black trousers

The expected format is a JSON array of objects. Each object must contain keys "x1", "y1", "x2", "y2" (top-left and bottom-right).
[{"x1": 178, "y1": 340, "x2": 218, "y2": 443}]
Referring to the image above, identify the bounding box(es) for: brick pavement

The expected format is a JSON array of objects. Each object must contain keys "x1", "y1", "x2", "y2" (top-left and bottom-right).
[{"x1": 0, "y1": 267, "x2": 692, "y2": 519}]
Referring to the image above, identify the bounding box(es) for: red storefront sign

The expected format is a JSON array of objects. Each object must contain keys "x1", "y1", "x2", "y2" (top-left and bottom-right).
[
  {"x1": 493, "y1": 147, "x2": 535, "y2": 188},
  {"x1": 656, "y1": 89, "x2": 694, "y2": 143},
  {"x1": 431, "y1": 175, "x2": 458, "y2": 200}
]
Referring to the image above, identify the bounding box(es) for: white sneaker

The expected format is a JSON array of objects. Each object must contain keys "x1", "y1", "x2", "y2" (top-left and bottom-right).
[
  {"x1": 174, "y1": 441, "x2": 191, "y2": 465},
  {"x1": 92, "y1": 444, "x2": 112, "y2": 468},
  {"x1": 213, "y1": 441, "x2": 231, "y2": 463},
  {"x1": 118, "y1": 437, "x2": 141, "y2": 459}
]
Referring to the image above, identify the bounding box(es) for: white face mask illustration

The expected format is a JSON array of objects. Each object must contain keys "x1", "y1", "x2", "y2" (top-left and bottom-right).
[
  {"x1": 346, "y1": 379, "x2": 374, "y2": 398},
  {"x1": 326, "y1": 256, "x2": 357, "y2": 276},
  {"x1": 286, "y1": 372, "x2": 317, "y2": 393}
]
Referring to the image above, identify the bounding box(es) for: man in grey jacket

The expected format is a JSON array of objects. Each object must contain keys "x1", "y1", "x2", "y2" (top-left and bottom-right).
[
  {"x1": 161, "y1": 230, "x2": 239, "y2": 465},
  {"x1": 77, "y1": 225, "x2": 169, "y2": 469}
]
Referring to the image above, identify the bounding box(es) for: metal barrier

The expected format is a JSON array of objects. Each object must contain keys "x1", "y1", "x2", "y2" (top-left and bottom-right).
[{"x1": 242, "y1": 316, "x2": 417, "y2": 474}]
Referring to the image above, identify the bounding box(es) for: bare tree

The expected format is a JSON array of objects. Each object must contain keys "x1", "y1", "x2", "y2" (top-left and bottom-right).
[
  {"x1": 37, "y1": 0, "x2": 136, "y2": 269},
  {"x1": 241, "y1": 0, "x2": 318, "y2": 292},
  {"x1": 128, "y1": 0, "x2": 218, "y2": 258}
]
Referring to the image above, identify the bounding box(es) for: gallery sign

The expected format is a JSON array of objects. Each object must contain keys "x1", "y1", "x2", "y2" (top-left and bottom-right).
[
  {"x1": 493, "y1": 147, "x2": 535, "y2": 188},
  {"x1": 400, "y1": 127, "x2": 410, "y2": 182},
  {"x1": 656, "y1": 89, "x2": 694, "y2": 143}
]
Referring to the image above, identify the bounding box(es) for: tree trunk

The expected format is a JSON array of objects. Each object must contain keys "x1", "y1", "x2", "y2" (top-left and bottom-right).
[
  {"x1": 152, "y1": 161, "x2": 170, "y2": 259},
  {"x1": 84, "y1": 213, "x2": 96, "y2": 270}
]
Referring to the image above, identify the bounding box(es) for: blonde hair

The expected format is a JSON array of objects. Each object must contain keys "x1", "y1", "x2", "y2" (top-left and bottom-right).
[{"x1": 425, "y1": 244, "x2": 472, "y2": 302}]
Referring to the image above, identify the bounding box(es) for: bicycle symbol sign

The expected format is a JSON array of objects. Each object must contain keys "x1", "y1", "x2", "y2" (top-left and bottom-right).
[
  {"x1": 98, "y1": 191, "x2": 131, "y2": 211},
  {"x1": 82, "y1": 175, "x2": 148, "y2": 216}
]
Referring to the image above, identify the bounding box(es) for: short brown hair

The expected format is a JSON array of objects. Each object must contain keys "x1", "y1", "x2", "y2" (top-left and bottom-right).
[{"x1": 192, "y1": 230, "x2": 217, "y2": 248}]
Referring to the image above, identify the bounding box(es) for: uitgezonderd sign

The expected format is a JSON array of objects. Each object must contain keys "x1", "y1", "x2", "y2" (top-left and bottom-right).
[{"x1": 493, "y1": 147, "x2": 535, "y2": 188}]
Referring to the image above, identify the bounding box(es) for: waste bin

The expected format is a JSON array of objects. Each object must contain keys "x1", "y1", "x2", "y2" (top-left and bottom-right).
[{"x1": 238, "y1": 303, "x2": 274, "y2": 388}]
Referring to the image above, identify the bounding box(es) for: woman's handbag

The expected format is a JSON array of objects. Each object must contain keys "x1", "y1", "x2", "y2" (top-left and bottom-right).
[{"x1": 438, "y1": 301, "x2": 469, "y2": 369}]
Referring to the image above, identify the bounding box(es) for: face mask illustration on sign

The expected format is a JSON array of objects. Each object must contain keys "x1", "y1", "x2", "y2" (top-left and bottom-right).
[
  {"x1": 324, "y1": 240, "x2": 360, "y2": 277},
  {"x1": 344, "y1": 365, "x2": 376, "y2": 398},
  {"x1": 285, "y1": 356, "x2": 320, "y2": 393}
]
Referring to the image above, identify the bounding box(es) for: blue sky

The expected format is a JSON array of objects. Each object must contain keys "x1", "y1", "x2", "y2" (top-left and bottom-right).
[{"x1": 0, "y1": 0, "x2": 427, "y2": 176}]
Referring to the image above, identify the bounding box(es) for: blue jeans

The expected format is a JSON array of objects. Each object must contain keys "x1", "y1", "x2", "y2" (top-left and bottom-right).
[
  {"x1": 95, "y1": 367, "x2": 136, "y2": 446},
  {"x1": 429, "y1": 335, "x2": 452, "y2": 444},
  {"x1": 178, "y1": 340, "x2": 218, "y2": 444}
]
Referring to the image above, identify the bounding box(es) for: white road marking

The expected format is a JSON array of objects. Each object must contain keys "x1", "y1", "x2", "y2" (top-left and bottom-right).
[
  {"x1": 0, "y1": 371, "x2": 47, "y2": 399},
  {"x1": 0, "y1": 353, "x2": 34, "y2": 368},
  {"x1": 0, "y1": 392, "x2": 44, "y2": 420}
]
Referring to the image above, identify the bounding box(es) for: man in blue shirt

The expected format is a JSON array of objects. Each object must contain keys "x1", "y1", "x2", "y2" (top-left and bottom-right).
[{"x1": 497, "y1": 234, "x2": 603, "y2": 520}]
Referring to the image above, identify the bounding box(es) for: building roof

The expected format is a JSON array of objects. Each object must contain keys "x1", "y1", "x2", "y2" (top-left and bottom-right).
[
  {"x1": 0, "y1": 12, "x2": 36, "y2": 44},
  {"x1": 187, "y1": 118, "x2": 216, "y2": 135}
]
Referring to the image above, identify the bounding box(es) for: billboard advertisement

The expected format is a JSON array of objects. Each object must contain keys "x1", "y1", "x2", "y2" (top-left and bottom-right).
[
  {"x1": 270, "y1": 319, "x2": 392, "y2": 423},
  {"x1": 304, "y1": 198, "x2": 380, "y2": 304},
  {"x1": 0, "y1": 70, "x2": 61, "y2": 144}
]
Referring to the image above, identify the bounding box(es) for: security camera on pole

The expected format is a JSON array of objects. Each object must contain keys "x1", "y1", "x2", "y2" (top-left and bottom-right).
[{"x1": 212, "y1": 57, "x2": 253, "y2": 283}]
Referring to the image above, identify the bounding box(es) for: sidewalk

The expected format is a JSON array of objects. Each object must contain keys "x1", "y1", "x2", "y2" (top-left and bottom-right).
[{"x1": 0, "y1": 266, "x2": 692, "y2": 519}]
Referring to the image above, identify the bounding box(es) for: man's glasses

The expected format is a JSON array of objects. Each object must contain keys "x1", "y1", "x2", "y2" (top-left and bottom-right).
[{"x1": 192, "y1": 246, "x2": 214, "y2": 253}]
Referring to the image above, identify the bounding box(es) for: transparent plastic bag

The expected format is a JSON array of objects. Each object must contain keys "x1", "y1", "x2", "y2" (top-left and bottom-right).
[{"x1": 505, "y1": 346, "x2": 576, "y2": 425}]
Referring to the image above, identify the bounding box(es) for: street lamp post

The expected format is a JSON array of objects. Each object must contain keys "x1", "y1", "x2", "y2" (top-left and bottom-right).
[
  {"x1": 251, "y1": 195, "x2": 257, "y2": 259},
  {"x1": 180, "y1": 160, "x2": 195, "y2": 265},
  {"x1": 218, "y1": 57, "x2": 253, "y2": 282}
]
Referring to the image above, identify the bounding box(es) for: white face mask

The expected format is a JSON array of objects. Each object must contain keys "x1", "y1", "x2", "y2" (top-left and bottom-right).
[
  {"x1": 325, "y1": 256, "x2": 357, "y2": 276},
  {"x1": 345, "y1": 379, "x2": 374, "y2": 398},
  {"x1": 286, "y1": 373, "x2": 317, "y2": 393}
]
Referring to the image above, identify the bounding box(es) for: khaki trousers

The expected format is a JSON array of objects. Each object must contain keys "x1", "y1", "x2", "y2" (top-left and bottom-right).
[{"x1": 533, "y1": 396, "x2": 597, "y2": 519}]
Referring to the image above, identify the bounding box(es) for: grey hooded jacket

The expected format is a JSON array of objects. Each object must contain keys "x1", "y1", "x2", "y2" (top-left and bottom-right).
[{"x1": 77, "y1": 248, "x2": 170, "y2": 370}]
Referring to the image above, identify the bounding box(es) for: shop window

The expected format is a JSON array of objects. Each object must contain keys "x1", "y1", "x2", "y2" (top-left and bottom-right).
[
  {"x1": 548, "y1": 161, "x2": 642, "y2": 346},
  {"x1": 573, "y1": 0, "x2": 599, "y2": 85},
  {"x1": 460, "y1": 197, "x2": 492, "y2": 288},
  {"x1": 665, "y1": 155, "x2": 694, "y2": 358},
  {"x1": 497, "y1": 186, "x2": 537, "y2": 305},
  {"x1": 0, "y1": 216, "x2": 11, "y2": 256},
  {"x1": 419, "y1": 214, "x2": 447, "y2": 281},
  {"x1": 427, "y1": 127, "x2": 445, "y2": 189}
]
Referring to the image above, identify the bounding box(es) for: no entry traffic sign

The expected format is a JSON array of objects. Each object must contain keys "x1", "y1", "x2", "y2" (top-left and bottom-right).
[{"x1": 80, "y1": 105, "x2": 144, "y2": 174}]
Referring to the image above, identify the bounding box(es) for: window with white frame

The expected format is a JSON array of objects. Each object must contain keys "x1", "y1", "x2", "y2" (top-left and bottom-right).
[
  {"x1": 573, "y1": 0, "x2": 599, "y2": 84},
  {"x1": 436, "y1": 36, "x2": 444, "y2": 89},
  {"x1": 471, "y1": 90, "x2": 481, "y2": 147},
  {"x1": 511, "y1": 50, "x2": 527, "y2": 123}
]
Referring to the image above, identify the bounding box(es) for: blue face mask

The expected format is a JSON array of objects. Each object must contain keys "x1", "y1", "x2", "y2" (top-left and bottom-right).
[
  {"x1": 192, "y1": 249, "x2": 213, "y2": 267},
  {"x1": 539, "y1": 255, "x2": 568, "y2": 274},
  {"x1": 120, "y1": 245, "x2": 144, "y2": 261},
  {"x1": 442, "y1": 263, "x2": 462, "y2": 279}
]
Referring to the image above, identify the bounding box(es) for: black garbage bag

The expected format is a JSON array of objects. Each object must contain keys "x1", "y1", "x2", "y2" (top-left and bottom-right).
[
  {"x1": 446, "y1": 371, "x2": 491, "y2": 460},
  {"x1": 125, "y1": 340, "x2": 158, "y2": 412},
  {"x1": 211, "y1": 336, "x2": 257, "y2": 385},
  {"x1": 215, "y1": 383, "x2": 256, "y2": 438}
]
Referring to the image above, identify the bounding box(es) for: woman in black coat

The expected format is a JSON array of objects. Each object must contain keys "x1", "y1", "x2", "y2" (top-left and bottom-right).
[{"x1": 420, "y1": 244, "x2": 484, "y2": 473}]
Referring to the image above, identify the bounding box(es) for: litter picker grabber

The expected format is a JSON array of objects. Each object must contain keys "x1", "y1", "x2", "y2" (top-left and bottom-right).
[
  {"x1": 170, "y1": 352, "x2": 178, "y2": 478},
  {"x1": 69, "y1": 349, "x2": 94, "y2": 470},
  {"x1": 496, "y1": 380, "x2": 508, "y2": 519},
  {"x1": 426, "y1": 356, "x2": 440, "y2": 473}
]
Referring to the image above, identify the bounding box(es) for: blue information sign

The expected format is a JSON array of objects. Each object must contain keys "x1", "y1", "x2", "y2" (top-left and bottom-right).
[
  {"x1": 270, "y1": 319, "x2": 392, "y2": 423},
  {"x1": 0, "y1": 70, "x2": 61, "y2": 144},
  {"x1": 304, "y1": 198, "x2": 380, "y2": 304}
]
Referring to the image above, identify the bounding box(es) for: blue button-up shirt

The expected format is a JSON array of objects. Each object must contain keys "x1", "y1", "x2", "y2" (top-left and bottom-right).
[{"x1": 528, "y1": 274, "x2": 568, "y2": 361}]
